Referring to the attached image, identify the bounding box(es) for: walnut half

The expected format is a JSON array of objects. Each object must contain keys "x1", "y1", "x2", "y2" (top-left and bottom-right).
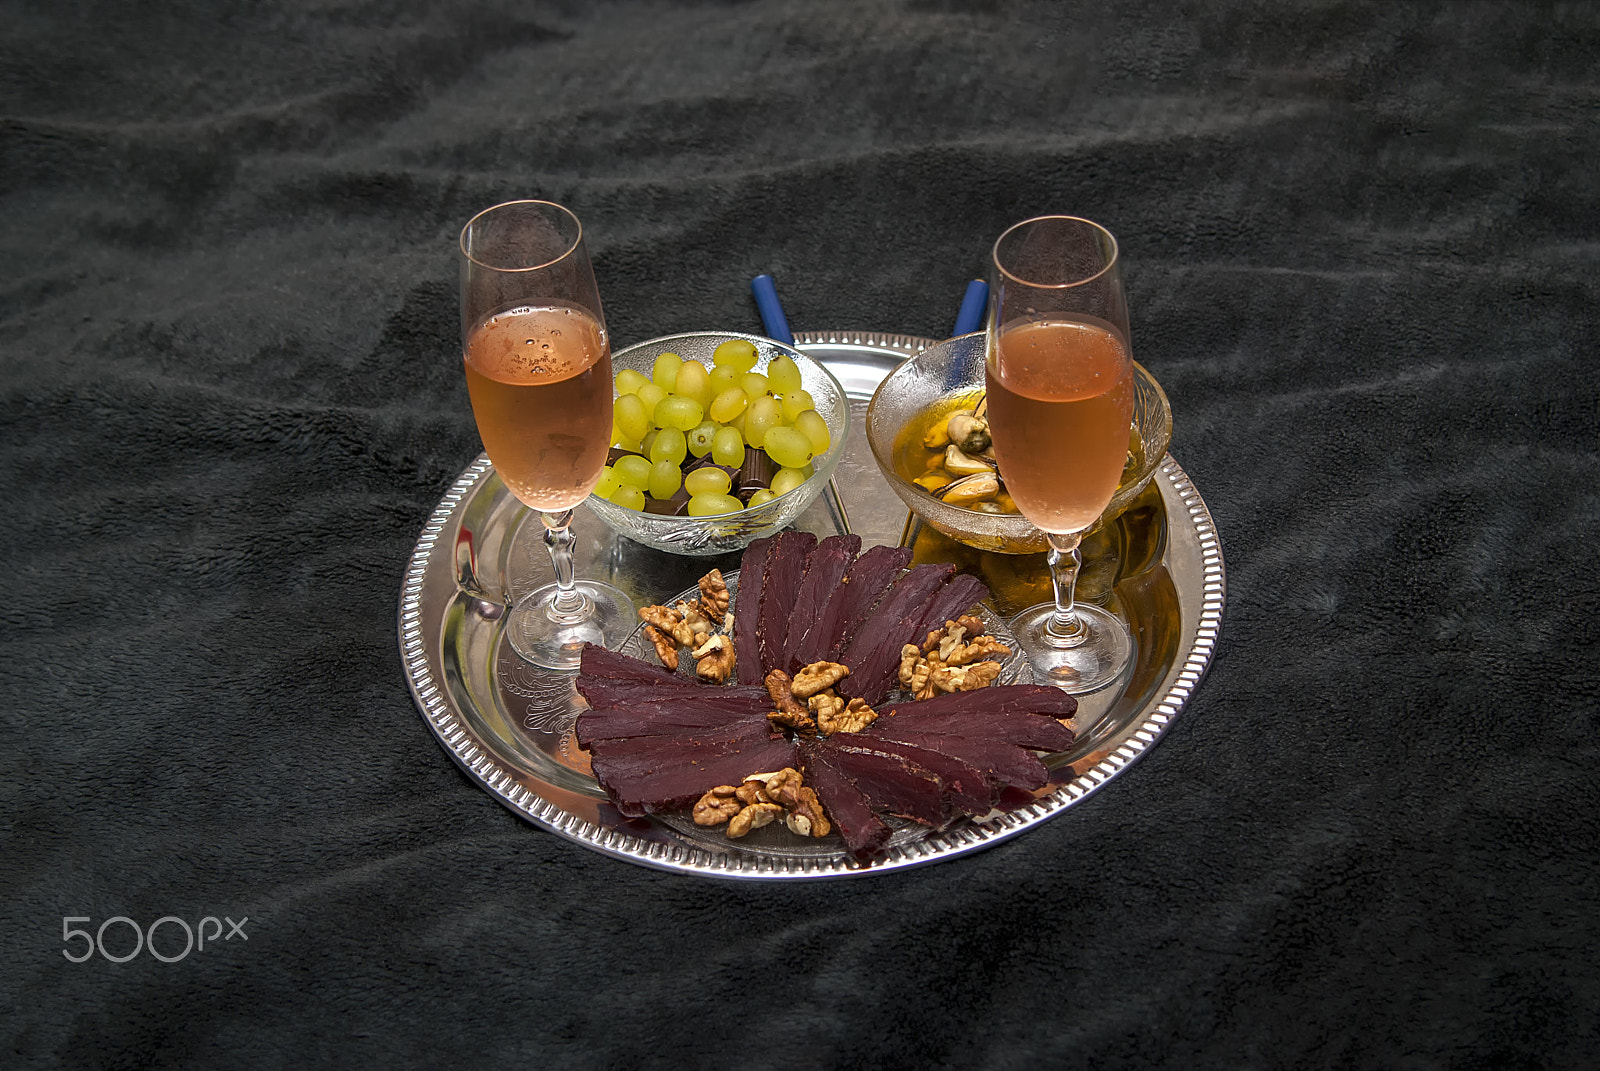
[
  {"x1": 692, "y1": 785, "x2": 742, "y2": 827},
  {"x1": 817, "y1": 697, "x2": 877, "y2": 735},
  {"x1": 792, "y1": 661, "x2": 850, "y2": 699},
  {"x1": 693, "y1": 634, "x2": 735, "y2": 683}
]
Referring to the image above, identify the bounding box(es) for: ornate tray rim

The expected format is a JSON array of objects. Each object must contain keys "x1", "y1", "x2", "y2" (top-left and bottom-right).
[{"x1": 398, "y1": 332, "x2": 1225, "y2": 880}]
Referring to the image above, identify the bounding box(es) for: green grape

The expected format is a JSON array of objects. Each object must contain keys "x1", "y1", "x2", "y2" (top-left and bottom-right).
[
  {"x1": 613, "y1": 395, "x2": 650, "y2": 443},
  {"x1": 594, "y1": 465, "x2": 621, "y2": 499},
  {"x1": 770, "y1": 466, "x2": 808, "y2": 497},
  {"x1": 613, "y1": 454, "x2": 651, "y2": 489},
  {"x1": 615, "y1": 368, "x2": 649, "y2": 396},
  {"x1": 711, "y1": 338, "x2": 758, "y2": 372},
  {"x1": 609, "y1": 485, "x2": 646, "y2": 511},
  {"x1": 673, "y1": 360, "x2": 711, "y2": 407},
  {"x1": 611, "y1": 424, "x2": 641, "y2": 452},
  {"x1": 651, "y1": 352, "x2": 682, "y2": 391},
  {"x1": 636, "y1": 382, "x2": 666, "y2": 424},
  {"x1": 780, "y1": 389, "x2": 815, "y2": 423},
  {"x1": 711, "y1": 426, "x2": 745, "y2": 468},
  {"x1": 684, "y1": 466, "x2": 732, "y2": 496},
  {"x1": 766, "y1": 355, "x2": 803, "y2": 395},
  {"x1": 648, "y1": 459, "x2": 682, "y2": 500},
  {"x1": 708, "y1": 364, "x2": 741, "y2": 396},
  {"x1": 687, "y1": 492, "x2": 743, "y2": 517},
  {"x1": 763, "y1": 426, "x2": 813, "y2": 469},
  {"x1": 654, "y1": 395, "x2": 704, "y2": 432},
  {"x1": 726, "y1": 408, "x2": 748, "y2": 442},
  {"x1": 747, "y1": 488, "x2": 776, "y2": 508},
  {"x1": 686, "y1": 421, "x2": 718, "y2": 457},
  {"x1": 650, "y1": 426, "x2": 688, "y2": 464},
  {"x1": 741, "y1": 371, "x2": 769, "y2": 398},
  {"x1": 794, "y1": 409, "x2": 830, "y2": 455},
  {"x1": 744, "y1": 395, "x2": 783, "y2": 448},
  {"x1": 708, "y1": 387, "x2": 749, "y2": 424},
  {"x1": 639, "y1": 429, "x2": 658, "y2": 459}
]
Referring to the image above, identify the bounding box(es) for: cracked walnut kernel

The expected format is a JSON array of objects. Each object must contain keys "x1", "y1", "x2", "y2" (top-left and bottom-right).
[
  {"x1": 818, "y1": 697, "x2": 877, "y2": 735},
  {"x1": 807, "y1": 690, "x2": 844, "y2": 725},
  {"x1": 697, "y1": 568, "x2": 731, "y2": 618},
  {"x1": 786, "y1": 786, "x2": 831, "y2": 838},
  {"x1": 693, "y1": 634, "x2": 735, "y2": 683},
  {"x1": 791, "y1": 661, "x2": 850, "y2": 698},
  {"x1": 639, "y1": 604, "x2": 696, "y2": 649},
  {"x1": 930, "y1": 660, "x2": 1003, "y2": 692},
  {"x1": 644, "y1": 625, "x2": 680, "y2": 671},
  {"x1": 727, "y1": 802, "x2": 784, "y2": 838},
  {"x1": 692, "y1": 785, "x2": 742, "y2": 827}
]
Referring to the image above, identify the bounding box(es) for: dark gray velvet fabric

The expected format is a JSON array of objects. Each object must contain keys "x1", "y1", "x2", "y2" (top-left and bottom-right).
[{"x1": 4, "y1": 1, "x2": 1597, "y2": 1066}]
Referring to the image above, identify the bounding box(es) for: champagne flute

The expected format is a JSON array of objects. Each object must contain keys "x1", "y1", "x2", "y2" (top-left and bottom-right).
[
  {"x1": 984, "y1": 216, "x2": 1136, "y2": 693},
  {"x1": 459, "y1": 200, "x2": 634, "y2": 669}
]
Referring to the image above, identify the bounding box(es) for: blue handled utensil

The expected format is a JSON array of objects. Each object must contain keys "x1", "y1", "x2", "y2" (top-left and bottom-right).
[{"x1": 952, "y1": 279, "x2": 988, "y2": 337}]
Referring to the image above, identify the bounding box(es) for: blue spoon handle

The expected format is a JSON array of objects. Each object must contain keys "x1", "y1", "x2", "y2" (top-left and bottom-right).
[
  {"x1": 750, "y1": 274, "x2": 795, "y2": 346},
  {"x1": 952, "y1": 279, "x2": 988, "y2": 337}
]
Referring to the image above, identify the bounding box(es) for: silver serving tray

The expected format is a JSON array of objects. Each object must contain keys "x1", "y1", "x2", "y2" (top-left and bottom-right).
[{"x1": 398, "y1": 331, "x2": 1225, "y2": 879}]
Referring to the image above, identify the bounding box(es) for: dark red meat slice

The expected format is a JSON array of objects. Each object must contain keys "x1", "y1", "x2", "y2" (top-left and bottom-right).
[
  {"x1": 877, "y1": 684, "x2": 1079, "y2": 721},
  {"x1": 799, "y1": 741, "x2": 892, "y2": 861},
  {"x1": 575, "y1": 677, "x2": 771, "y2": 714},
  {"x1": 907, "y1": 573, "x2": 990, "y2": 642},
  {"x1": 835, "y1": 563, "x2": 957, "y2": 705},
  {"x1": 585, "y1": 717, "x2": 775, "y2": 776},
  {"x1": 788, "y1": 545, "x2": 911, "y2": 668},
  {"x1": 578, "y1": 643, "x2": 681, "y2": 684},
  {"x1": 575, "y1": 694, "x2": 772, "y2": 748},
  {"x1": 812, "y1": 737, "x2": 945, "y2": 826},
  {"x1": 732, "y1": 535, "x2": 775, "y2": 684},
  {"x1": 755, "y1": 531, "x2": 818, "y2": 678},
  {"x1": 839, "y1": 736, "x2": 995, "y2": 816},
  {"x1": 870, "y1": 708, "x2": 1075, "y2": 752},
  {"x1": 777, "y1": 534, "x2": 859, "y2": 671},
  {"x1": 591, "y1": 732, "x2": 799, "y2": 817},
  {"x1": 863, "y1": 728, "x2": 1051, "y2": 793}
]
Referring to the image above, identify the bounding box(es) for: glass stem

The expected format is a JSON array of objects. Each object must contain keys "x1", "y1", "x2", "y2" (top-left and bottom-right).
[
  {"x1": 1044, "y1": 531, "x2": 1088, "y2": 648},
  {"x1": 540, "y1": 510, "x2": 590, "y2": 622}
]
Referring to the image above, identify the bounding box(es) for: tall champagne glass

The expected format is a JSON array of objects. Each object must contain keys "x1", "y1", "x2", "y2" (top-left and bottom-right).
[
  {"x1": 459, "y1": 200, "x2": 634, "y2": 669},
  {"x1": 984, "y1": 216, "x2": 1136, "y2": 693}
]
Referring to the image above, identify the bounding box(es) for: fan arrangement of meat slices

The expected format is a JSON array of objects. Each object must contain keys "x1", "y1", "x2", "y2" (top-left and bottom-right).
[{"x1": 574, "y1": 532, "x2": 1079, "y2": 861}]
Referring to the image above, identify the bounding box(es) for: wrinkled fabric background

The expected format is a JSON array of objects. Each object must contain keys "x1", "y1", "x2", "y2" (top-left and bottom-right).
[{"x1": 3, "y1": 1, "x2": 1597, "y2": 1066}]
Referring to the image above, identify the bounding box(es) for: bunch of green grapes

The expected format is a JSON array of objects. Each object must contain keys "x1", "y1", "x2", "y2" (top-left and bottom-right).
[{"x1": 593, "y1": 340, "x2": 832, "y2": 517}]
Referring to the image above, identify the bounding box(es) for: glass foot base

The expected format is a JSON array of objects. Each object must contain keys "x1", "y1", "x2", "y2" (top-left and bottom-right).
[
  {"x1": 1011, "y1": 601, "x2": 1135, "y2": 696},
  {"x1": 505, "y1": 580, "x2": 635, "y2": 670}
]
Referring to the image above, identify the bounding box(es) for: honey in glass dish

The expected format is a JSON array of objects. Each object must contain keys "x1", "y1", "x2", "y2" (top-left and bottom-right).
[{"x1": 463, "y1": 304, "x2": 613, "y2": 512}]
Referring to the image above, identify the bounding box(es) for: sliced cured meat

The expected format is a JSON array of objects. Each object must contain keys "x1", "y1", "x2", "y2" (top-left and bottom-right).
[
  {"x1": 799, "y1": 741, "x2": 892, "y2": 861},
  {"x1": 877, "y1": 684, "x2": 1079, "y2": 721},
  {"x1": 576, "y1": 677, "x2": 771, "y2": 713},
  {"x1": 812, "y1": 737, "x2": 945, "y2": 826},
  {"x1": 575, "y1": 695, "x2": 772, "y2": 748},
  {"x1": 907, "y1": 573, "x2": 990, "y2": 642},
  {"x1": 732, "y1": 535, "x2": 775, "y2": 685},
  {"x1": 789, "y1": 545, "x2": 912, "y2": 669},
  {"x1": 869, "y1": 708, "x2": 1075, "y2": 752},
  {"x1": 839, "y1": 736, "x2": 994, "y2": 816},
  {"x1": 836, "y1": 563, "x2": 957, "y2": 705},
  {"x1": 579, "y1": 643, "x2": 682, "y2": 684},
  {"x1": 585, "y1": 717, "x2": 775, "y2": 777},
  {"x1": 777, "y1": 534, "x2": 859, "y2": 671},
  {"x1": 591, "y1": 731, "x2": 799, "y2": 817},
  {"x1": 755, "y1": 531, "x2": 817, "y2": 678},
  {"x1": 862, "y1": 728, "x2": 1051, "y2": 794}
]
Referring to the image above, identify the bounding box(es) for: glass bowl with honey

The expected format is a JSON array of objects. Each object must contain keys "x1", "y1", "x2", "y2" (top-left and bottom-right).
[{"x1": 865, "y1": 332, "x2": 1171, "y2": 554}]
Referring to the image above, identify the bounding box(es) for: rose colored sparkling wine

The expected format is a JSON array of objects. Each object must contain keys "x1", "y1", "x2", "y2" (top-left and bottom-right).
[
  {"x1": 463, "y1": 304, "x2": 612, "y2": 512},
  {"x1": 984, "y1": 318, "x2": 1134, "y2": 534}
]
